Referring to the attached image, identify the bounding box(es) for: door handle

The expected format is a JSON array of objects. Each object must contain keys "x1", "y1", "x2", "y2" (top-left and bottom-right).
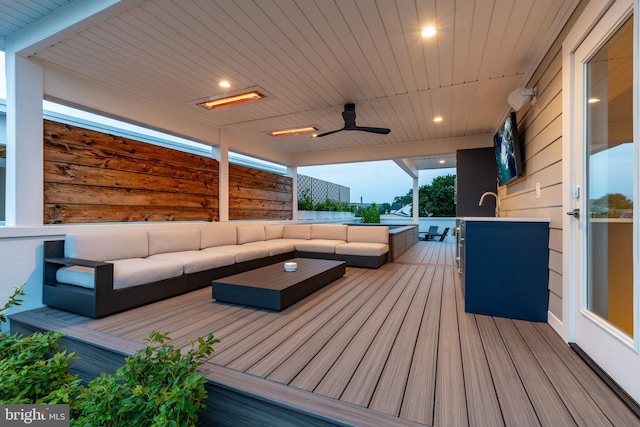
[{"x1": 566, "y1": 208, "x2": 580, "y2": 219}]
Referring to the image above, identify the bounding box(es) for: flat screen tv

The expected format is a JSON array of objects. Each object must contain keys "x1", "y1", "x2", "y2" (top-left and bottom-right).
[{"x1": 493, "y1": 112, "x2": 523, "y2": 186}]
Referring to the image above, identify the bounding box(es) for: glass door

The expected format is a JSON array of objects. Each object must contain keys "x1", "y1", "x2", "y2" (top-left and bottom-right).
[
  {"x1": 570, "y1": 0, "x2": 640, "y2": 403},
  {"x1": 585, "y1": 16, "x2": 634, "y2": 339}
]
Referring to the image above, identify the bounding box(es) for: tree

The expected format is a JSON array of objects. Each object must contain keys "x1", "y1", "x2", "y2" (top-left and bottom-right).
[
  {"x1": 393, "y1": 174, "x2": 456, "y2": 217},
  {"x1": 422, "y1": 174, "x2": 456, "y2": 217}
]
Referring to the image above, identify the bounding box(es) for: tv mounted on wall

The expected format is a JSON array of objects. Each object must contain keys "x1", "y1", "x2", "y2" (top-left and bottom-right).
[{"x1": 493, "y1": 111, "x2": 523, "y2": 186}]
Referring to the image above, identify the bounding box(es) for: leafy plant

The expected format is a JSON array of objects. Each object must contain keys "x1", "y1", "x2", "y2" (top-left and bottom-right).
[
  {"x1": 73, "y1": 331, "x2": 219, "y2": 427},
  {"x1": 360, "y1": 203, "x2": 381, "y2": 223},
  {"x1": 297, "y1": 188, "x2": 314, "y2": 210},
  {"x1": 0, "y1": 285, "x2": 81, "y2": 405},
  {"x1": 1, "y1": 285, "x2": 219, "y2": 426}
]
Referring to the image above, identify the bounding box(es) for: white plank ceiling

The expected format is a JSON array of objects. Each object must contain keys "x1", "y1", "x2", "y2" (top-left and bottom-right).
[{"x1": 0, "y1": 0, "x2": 578, "y2": 168}]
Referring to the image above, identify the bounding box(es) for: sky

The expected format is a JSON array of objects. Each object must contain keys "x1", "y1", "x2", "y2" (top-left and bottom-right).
[{"x1": 299, "y1": 162, "x2": 456, "y2": 205}]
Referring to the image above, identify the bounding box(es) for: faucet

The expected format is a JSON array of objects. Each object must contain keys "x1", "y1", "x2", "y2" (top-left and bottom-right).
[{"x1": 479, "y1": 191, "x2": 499, "y2": 217}]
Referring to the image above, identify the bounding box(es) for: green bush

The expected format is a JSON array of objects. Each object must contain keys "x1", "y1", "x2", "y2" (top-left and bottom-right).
[
  {"x1": 0, "y1": 285, "x2": 81, "y2": 405},
  {"x1": 360, "y1": 203, "x2": 381, "y2": 223},
  {"x1": 297, "y1": 188, "x2": 314, "y2": 211},
  {"x1": 1, "y1": 285, "x2": 219, "y2": 426},
  {"x1": 74, "y1": 331, "x2": 218, "y2": 426}
]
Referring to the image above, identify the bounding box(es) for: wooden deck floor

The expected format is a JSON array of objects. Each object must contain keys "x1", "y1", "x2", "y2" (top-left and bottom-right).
[{"x1": 12, "y1": 241, "x2": 640, "y2": 426}]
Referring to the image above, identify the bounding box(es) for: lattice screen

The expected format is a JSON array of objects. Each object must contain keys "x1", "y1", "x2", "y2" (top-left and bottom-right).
[{"x1": 297, "y1": 174, "x2": 350, "y2": 203}]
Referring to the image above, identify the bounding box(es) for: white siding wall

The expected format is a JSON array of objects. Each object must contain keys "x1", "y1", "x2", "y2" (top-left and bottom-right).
[{"x1": 499, "y1": 0, "x2": 588, "y2": 322}]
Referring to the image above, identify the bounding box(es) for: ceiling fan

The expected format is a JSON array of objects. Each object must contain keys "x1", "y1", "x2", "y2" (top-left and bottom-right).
[{"x1": 315, "y1": 103, "x2": 391, "y2": 138}]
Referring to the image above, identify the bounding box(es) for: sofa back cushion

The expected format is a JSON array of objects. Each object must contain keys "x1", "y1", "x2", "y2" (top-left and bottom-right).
[
  {"x1": 200, "y1": 223, "x2": 237, "y2": 248},
  {"x1": 283, "y1": 224, "x2": 311, "y2": 240},
  {"x1": 311, "y1": 224, "x2": 347, "y2": 241},
  {"x1": 65, "y1": 230, "x2": 148, "y2": 261},
  {"x1": 347, "y1": 226, "x2": 389, "y2": 244},
  {"x1": 237, "y1": 225, "x2": 266, "y2": 244},
  {"x1": 147, "y1": 228, "x2": 201, "y2": 256},
  {"x1": 264, "y1": 224, "x2": 285, "y2": 240}
]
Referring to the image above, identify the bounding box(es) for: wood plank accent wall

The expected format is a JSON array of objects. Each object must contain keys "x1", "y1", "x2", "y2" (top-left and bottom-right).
[
  {"x1": 229, "y1": 163, "x2": 292, "y2": 220},
  {"x1": 499, "y1": 1, "x2": 588, "y2": 322},
  {"x1": 44, "y1": 120, "x2": 219, "y2": 223}
]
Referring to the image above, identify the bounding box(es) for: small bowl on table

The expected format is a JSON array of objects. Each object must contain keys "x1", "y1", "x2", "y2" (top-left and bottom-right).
[{"x1": 284, "y1": 262, "x2": 297, "y2": 272}]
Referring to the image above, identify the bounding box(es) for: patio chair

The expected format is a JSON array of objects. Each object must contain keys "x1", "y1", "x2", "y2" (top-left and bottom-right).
[
  {"x1": 434, "y1": 227, "x2": 450, "y2": 242},
  {"x1": 423, "y1": 225, "x2": 439, "y2": 240}
]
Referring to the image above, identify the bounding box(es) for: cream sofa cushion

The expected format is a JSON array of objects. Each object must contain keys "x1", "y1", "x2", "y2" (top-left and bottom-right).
[
  {"x1": 311, "y1": 224, "x2": 347, "y2": 241},
  {"x1": 147, "y1": 228, "x2": 200, "y2": 256},
  {"x1": 255, "y1": 240, "x2": 295, "y2": 256},
  {"x1": 347, "y1": 226, "x2": 389, "y2": 244},
  {"x1": 149, "y1": 250, "x2": 236, "y2": 274},
  {"x1": 65, "y1": 230, "x2": 148, "y2": 260},
  {"x1": 296, "y1": 239, "x2": 346, "y2": 254},
  {"x1": 56, "y1": 258, "x2": 184, "y2": 290},
  {"x1": 237, "y1": 225, "x2": 266, "y2": 244},
  {"x1": 265, "y1": 224, "x2": 285, "y2": 240},
  {"x1": 283, "y1": 224, "x2": 311, "y2": 240},
  {"x1": 334, "y1": 242, "x2": 389, "y2": 257},
  {"x1": 108, "y1": 258, "x2": 184, "y2": 289},
  {"x1": 200, "y1": 223, "x2": 237, "y2": 248}
]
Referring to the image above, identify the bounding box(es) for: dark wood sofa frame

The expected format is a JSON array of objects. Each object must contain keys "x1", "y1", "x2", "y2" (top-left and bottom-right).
[{"x1": 43, "y1": 240, "x2": 294, "y2": 318}]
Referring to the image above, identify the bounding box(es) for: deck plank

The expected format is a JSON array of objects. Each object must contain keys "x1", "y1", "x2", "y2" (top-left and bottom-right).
[
  {"x1": 434, "y1": 266, "x2": 468, "y2": 427},
  {"x1": 453, "y1": 270, "x2": 505, "y2": 426},
  {"x1": 399, "y1": 266, "x2": 442, "y2": 425},
  {"x1": 249, "y1": 268, "x2": 385, "y2": 379},
  {"x1": 369, "y1": 265, "x2": 434, "y2": 416},
  {"x1": 340, "y1": 265, "x2": 424, "y2": 406},
  {"x1": 283, "y1": 267, "x2": 410, "y2": 390},
  {"x1": 312, "y1": 266, "x2": 418, "y2": 398},
  {"x1": 532, "y1": 322, "x2": 640, "y2": 426},
  {"x1": 476, "y1": 315, "x2": 540, "y2": 426},
  {"x1": 514, "y1": 321, "x2": 615, "y2": 426},
  {"x1": 493, "y1": 317, "x2": 575, "y2": 426}
]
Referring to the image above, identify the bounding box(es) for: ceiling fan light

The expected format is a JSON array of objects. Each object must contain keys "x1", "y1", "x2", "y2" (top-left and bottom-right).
[
  {"x1": 270, "y1": 126, "x2": 317, "y2": 137},
  {"x1": 198, "y1": 91, "x2": 264, "y2": 109}
]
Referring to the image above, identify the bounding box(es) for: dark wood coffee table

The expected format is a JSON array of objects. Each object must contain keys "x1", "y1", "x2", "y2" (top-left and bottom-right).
[{"x1": 211, "y1": 258, "x2": 346, "y2": 311}]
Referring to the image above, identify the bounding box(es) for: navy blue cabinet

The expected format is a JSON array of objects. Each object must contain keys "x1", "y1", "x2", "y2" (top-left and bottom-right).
[{"x1": 459, "y1": 218, "x2": 549, "y2": 322}]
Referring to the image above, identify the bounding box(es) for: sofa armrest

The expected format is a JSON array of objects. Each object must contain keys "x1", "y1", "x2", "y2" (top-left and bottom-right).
[{"x1": 44, "y1": 256, "x2": 114, "y2": 294}]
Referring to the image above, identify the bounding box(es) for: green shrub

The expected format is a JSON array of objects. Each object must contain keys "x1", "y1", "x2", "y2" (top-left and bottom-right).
[
  {"x1": 1, "y1": 285, "x2": 219, "y2": 426},
  {"x1": 0, "y1": 285, "x2": 81, "y2": 405},
  {"x1": 73, "y1": 331, "x2": 219, "y2": 427},
  {"x1": 297, "y1": 188, "x2": 314, "y2": 210},
  {"x1": 360, "y1": 203, "x2": 381, "y2": 223}
]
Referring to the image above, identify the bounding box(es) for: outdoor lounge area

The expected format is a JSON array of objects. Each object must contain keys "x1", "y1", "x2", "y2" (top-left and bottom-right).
[
  {"x1": 3, "y1": 0, "x2": 640, "y2": 422},
  {"x1": 10, "y1": 241, "x2": 639, "y2": 426}
]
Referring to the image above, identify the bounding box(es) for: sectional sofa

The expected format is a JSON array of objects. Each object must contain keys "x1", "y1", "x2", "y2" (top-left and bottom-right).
[{"x1": 43, "y1": 222, "x2": 389, "y2": 318}]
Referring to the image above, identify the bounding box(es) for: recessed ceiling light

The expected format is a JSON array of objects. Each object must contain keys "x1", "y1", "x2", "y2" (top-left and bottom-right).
[
  {"x1": 422, "y1": 26, "x2": 436, "y2": 38},
  {"x1": 197, "y1": 91, "x2": 264, "y2": 109},
  {"x1": 270, "y1": 126, "x2": 317, "y2": 137},
  {"x1": 433, "y1": 116, "x2": 443, "y2": 122},
  {"x1": 219, "y1": 80, "x2": 231, "y2": 88},
  {"x1": 588, "y1": 97, "x2": 600, "y2": 104}
]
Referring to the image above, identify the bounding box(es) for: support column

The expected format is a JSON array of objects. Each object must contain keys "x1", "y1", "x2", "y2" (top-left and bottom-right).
[
  {"x1": 412, "y1": 176, "x2": 419, "y2": 225},
  {"x1": 288, "y1": 165, "x2": 298, "y2": 221},
  {"x1": 5, "y1": 52, "x2": 43, "y2": 226},
  {"x1": 213, "y1": 131, "x2": 229, "y2": 222}
]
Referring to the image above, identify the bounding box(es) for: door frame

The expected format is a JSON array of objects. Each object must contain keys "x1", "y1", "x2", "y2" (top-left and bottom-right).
[{"x1": 562, "y1": 0, "x2": 640, "y2": 402}]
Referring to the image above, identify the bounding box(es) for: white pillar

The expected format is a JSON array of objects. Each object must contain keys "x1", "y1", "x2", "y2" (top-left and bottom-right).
[
  {"x1": 213, "y1": 131, "x2": 229, "y2": 222},
  {"x1": 412, "y1": 176, "x2": 419, "y2": 225},
  {"x1": 288, "y1": 165, "x2": 298, "y2": 220},
  {"x1": 5, "y1": 52, "x2": 43, "y2": 226}
]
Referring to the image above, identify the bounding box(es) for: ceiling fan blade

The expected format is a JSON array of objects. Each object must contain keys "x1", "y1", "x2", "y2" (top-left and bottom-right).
[
  {"x1": 349, "y1": 126, "x2": 391, "y2": 134},
  {"x1": 315, "y1": 128, "x2": 344, "y2": 138}
]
